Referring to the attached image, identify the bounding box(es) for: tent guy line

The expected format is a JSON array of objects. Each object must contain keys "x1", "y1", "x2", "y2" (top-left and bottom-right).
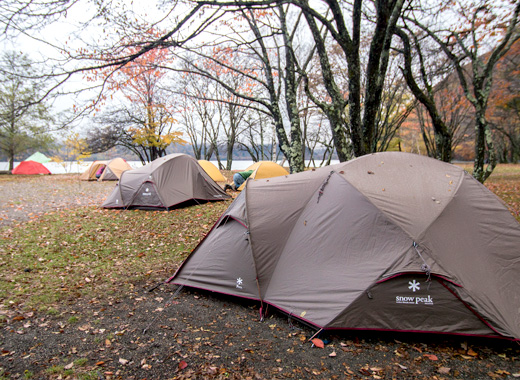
[{"x1": 143, "y1": 241, "x2": 223, "y2": 335}]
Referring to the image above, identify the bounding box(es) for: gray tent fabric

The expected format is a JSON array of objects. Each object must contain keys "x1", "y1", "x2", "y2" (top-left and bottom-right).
[
  {"x1": 168, "y1": 152, "x2": 520, "y2": 340},
  {"x1": 102, "y1": 154, "x2": 230, "y2": 209}
]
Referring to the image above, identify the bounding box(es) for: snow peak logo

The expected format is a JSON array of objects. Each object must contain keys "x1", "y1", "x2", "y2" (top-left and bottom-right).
[
  {"x1": 395, "y1": 280, "x2": 434, "y2": 305},
  {"x1": 396, "y1": 295, "x2": 434, "y2": 305},
  {"x1": 142, "y1": 187, "x2": 152, "y2": 196},
  {"x1": 236, "y1": 277, "x2": 243, "y2": 289}
]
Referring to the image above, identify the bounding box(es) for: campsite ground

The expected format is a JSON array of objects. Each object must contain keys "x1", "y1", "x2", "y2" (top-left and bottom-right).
[{"x1": 0, "y1": 168, "x2": 519, "y2": 380}]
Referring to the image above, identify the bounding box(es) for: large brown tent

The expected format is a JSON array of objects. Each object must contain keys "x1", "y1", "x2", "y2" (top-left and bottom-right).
[
  {"x1": 80, "y1": 158, "x2": 132, "y2": 181},
  {"x1": 168, "y1": 152, "x2": 520, "y2": 340},
  {"x1": 103, "y1": 153, "x2": 230, "y2": 209}
]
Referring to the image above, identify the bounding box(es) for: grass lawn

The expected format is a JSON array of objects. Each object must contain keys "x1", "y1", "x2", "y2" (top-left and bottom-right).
[{"x1": 0, "y1": 201, "x2": 231, "y2": 313}]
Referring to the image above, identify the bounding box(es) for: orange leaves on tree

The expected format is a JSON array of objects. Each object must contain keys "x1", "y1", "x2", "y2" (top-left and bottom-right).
[{"x1": 81, "y1": 28, "x2": 188, "y2": 154}]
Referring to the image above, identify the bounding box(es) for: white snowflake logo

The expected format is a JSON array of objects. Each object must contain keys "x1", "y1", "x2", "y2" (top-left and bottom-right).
[
  {"x1": 145, "y1": 188, "x2": 149, "y2": 192},
  {"x1": 408, "y1": 280, "x2": 420, "y2": 292},
  {"x1": 236, "y1": 278, "x2": 243, "y2": 286}
]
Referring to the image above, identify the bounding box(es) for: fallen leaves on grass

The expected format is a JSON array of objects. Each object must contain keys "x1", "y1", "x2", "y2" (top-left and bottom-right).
[{"x1": 1, "y1": 201, "x2": 231, "y2": 312}]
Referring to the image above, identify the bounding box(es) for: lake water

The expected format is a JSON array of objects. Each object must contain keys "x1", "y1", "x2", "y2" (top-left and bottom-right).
[{"x1": 0, "y1": 159, "x2": 339, "y2": 173}]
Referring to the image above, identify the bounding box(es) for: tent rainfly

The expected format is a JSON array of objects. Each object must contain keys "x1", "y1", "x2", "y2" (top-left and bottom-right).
[
  {"x1": 103, "y1": 153, "x2": 230, "y2": 210},
  {"x1": 198, "y1": 160, "x2": 227, "y2": 182},
  {"x1": 168, "y1": 152, "x2": 520, "y2": 340},
  {"x1": 12, "y1": 160, "x2": 51, "y2": 175},
  {"x1": 80, "y1": 158, "x2": 132, "y2": 181},
  {"x1": 237, "y1": 161, "x2": 289, "y2": 190}
]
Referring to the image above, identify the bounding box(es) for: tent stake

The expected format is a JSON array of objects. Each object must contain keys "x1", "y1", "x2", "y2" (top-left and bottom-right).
[
  {"x1": 308, "y1": 328, "x2": 323, "y2": 343},
  {"x1": 147, "y1": 282, "x2": 163, "y2": 293}
]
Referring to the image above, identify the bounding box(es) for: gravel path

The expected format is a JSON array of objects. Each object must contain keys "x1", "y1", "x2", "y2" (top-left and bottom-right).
[{"x1": 0, "y1": 174, "x2": 115, "y2": 228}]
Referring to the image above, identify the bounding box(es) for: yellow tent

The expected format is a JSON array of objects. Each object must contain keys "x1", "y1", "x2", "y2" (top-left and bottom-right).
[
  {"x1": 198, "y1": 160, "x2": 227, "y2": 182},
  {"x1": 237, "y1": 161, "x2": 289, "y2": 190}
]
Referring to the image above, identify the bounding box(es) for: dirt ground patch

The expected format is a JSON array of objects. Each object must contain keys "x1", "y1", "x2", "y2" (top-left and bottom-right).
[
  {"x1": 0, "y1": 174, "x2": 519, "y2": 379},
  {"x1": 0, "y1": 175, "x2": 114, "y2": 228},
  {"x1": 5, "y1": 279, "x2": 317, "y2": 379},
  {"x1": 1, "y1": 283, "x2": 519, "y2": 380}
]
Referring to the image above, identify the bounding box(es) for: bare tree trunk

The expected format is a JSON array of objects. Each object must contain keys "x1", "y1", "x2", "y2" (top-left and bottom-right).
[
  {"x1": 395, "y1": 27, "x2": 452, "y2": 161},
  {"x1": 279, "y1": 3, "x2": 305, "y2": 173}
]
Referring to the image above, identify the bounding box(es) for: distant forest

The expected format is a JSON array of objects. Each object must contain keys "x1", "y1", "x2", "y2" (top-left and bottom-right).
[
  {"x1": 2, "y1": 143, "x2": 338, "y2": 163},
  {"x1": 88, "y1": 143, "x2": 339, "y2": 162}
]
